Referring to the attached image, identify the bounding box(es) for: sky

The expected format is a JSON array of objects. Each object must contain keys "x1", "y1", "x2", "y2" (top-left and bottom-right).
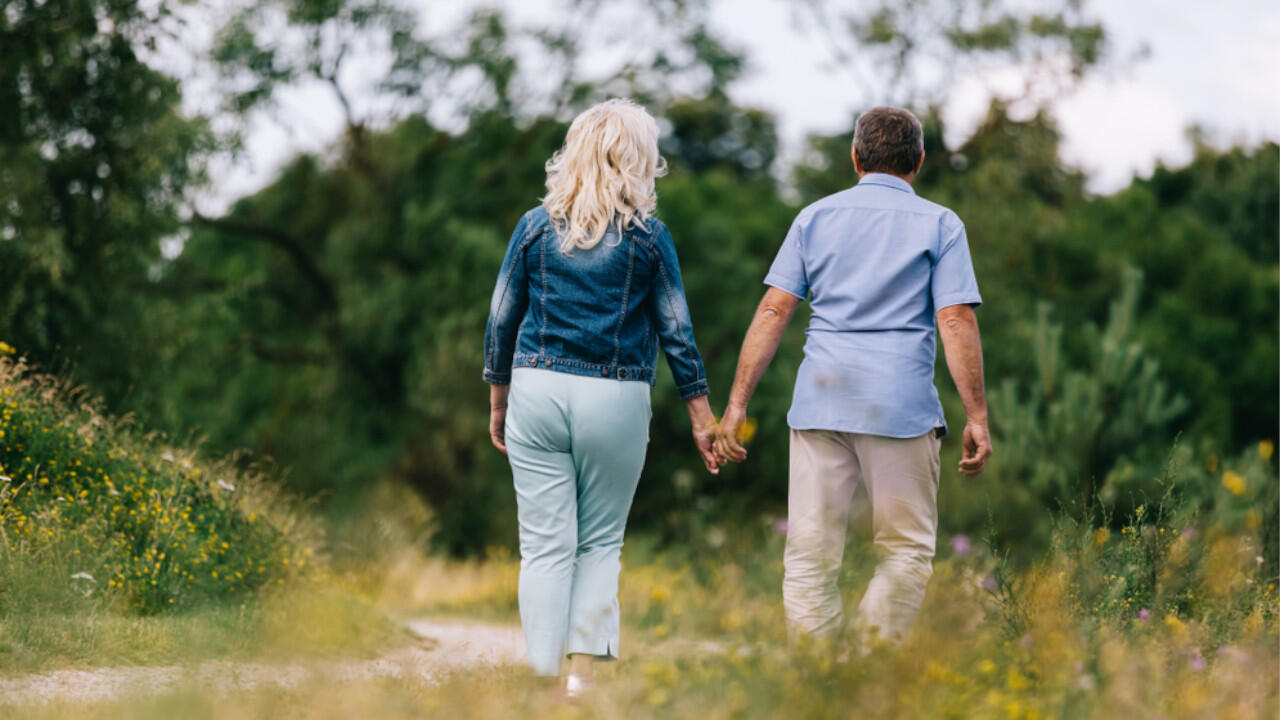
[{"x1": 191, "y1": 0, "x2": 1280, "y2": 215}]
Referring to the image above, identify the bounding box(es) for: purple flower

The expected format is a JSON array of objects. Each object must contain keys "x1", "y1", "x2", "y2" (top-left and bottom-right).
[
  {"x1": 1188, "y1": 649, "x2": 1206, "y2": 671},
  {"x1": 950, "y1": 534, "x2": 972, "y2": 557},
  {"x1": 1218, "y1": 646, "x2": 1250, "y2": 665},
  {"x1": 773, "y1": 518, "x2": 789, "y2": 535},
  {"x1": 1180, "y1": 527, "x2": 1198, "y2": 541},
  {"x1": 979, "y1": 574, "x2": 998, "y2": 592},
  {"x1": 1137, "y1": 608, "x2": 1151, "y2": 622}
]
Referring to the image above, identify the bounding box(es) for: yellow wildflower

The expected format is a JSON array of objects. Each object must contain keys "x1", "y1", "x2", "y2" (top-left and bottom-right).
[
  {"x1": 1260, "y1": 440, "x2": 1274, "y2": 462},
  {"x1": 1221, "y1": 470, "x2": 1246, "y2": 496}
]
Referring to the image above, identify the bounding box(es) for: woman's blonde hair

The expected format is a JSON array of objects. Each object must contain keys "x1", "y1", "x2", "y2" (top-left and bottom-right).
[{"x1": 543, "y1": 98, "x2": 667, "y2": 253}]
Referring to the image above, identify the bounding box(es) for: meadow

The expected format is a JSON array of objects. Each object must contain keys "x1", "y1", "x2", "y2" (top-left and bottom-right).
[{"x1": 0, "y1": 352, "x2": 1275, "y2": 717}]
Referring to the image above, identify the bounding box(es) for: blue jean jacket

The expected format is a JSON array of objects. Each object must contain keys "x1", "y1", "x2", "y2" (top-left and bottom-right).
[{"x1": 483, "y1": 206, "x2": 709, "y2": 400}]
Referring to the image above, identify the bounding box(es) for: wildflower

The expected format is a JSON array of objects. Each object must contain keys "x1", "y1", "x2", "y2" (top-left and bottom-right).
[
  {"x1": 1244, "y1": 510, "x2": 1261, "y2": 531},
  {"x1": 217, "y1": 479, "x2": 235, "y2": 492},
  {"x1": 950, "y1": 534, "x2": 972, "y2": 557},
  {"x1": 650, "y1": 585, "x2": 671, "y2": 605},
  {"x1": 1181, "y1": 527, "x2": 1198, "y2": 541},
  {"x1": 773, "y1": 518, "x2": 788, "y2": 534},
  {"x1": 0, "y1": 341, "x2": 14, "y2": 354},
  {"x1": 1092, "y1": 527, "x2": 1110, "y2": 546},
  {"x1": 979, "y1": 574, "x2": 998, "y2": 592},
  {"x1": 735, "y1": 417, "x2": 758, "y2": 444},
  {"x1": 1137, "y1": 608, "x2": 1151, "y2": 622},
  {"x1": 70, "y1": 572, "x2": 94, "y2": 582},
  {"x1": 1260, "y1": 440, "x2": 1274, "y2": 461},
  {"x1": 1221, "y1": 470, "x2": 1246, "y2": 496},
  {"x1": 1187, "y1": 649, "x2": 1206, "y2": 671}
]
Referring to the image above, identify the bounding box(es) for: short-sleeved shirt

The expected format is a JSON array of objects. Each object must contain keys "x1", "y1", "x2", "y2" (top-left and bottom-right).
[{"x1": 764, "y1": 173, "x2": 981, "y2": 438}]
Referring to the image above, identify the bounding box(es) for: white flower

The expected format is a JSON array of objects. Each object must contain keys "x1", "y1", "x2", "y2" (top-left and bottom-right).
[
  {"x1": 0, "y1": 475, "x2": 10, "y2": 482},
  {"x1": 70, "y1": 572, "x2": 95, "y2": 582},
  {"x1": 161, "y1": 451, "x2": 176, "y2": 463},
  {"x1": 217, "y1": 479, "x2": 236, "y2": 492}
]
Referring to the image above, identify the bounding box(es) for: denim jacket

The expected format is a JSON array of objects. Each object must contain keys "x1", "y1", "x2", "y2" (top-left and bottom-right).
[{"x1": 483, "y1": 206, "x2": 709, "y2": 400}]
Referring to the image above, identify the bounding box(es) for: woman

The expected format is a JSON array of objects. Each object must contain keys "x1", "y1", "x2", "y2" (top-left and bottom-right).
[{"x1": 483, "y1": 98, "x2": 720, "y2": 691}]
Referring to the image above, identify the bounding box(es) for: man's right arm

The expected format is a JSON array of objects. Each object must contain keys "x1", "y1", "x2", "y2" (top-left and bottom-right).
[
  {"x1": 715, "y1": 287, "x2": 800, "y2": 462},
  {"x1": 936, "y1": 303, "x2": 992, "y2": 475}
]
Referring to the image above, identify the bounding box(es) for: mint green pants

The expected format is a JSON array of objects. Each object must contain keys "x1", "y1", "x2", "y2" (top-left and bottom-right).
[{"x1": 506, "y1": 368, "x2": 651, "y2": 676}]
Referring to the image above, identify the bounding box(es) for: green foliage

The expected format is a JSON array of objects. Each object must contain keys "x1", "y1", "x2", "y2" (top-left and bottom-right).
[
  {"x1": 985, "y1": 271, "x2": 1187, "y2": 530},
  {"x1": 0, "y1": 0, "x2": 211, "y2": 409},
  {"x1": 0, "y1": 359, "x2": 313, "y2": 614},
  {"x1": 1, "y1": 0, "x2": 1274, "y2": 561}
]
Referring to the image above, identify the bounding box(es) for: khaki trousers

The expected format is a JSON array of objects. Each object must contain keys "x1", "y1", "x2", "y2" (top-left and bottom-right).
[{"x1": 782, "y1": 428, "x2": 941, "y2": 645}]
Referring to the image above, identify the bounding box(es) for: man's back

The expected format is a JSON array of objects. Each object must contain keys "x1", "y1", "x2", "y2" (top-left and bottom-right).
[{"x1": 764, "y1": 172, "x2": 981, "y2": 438}]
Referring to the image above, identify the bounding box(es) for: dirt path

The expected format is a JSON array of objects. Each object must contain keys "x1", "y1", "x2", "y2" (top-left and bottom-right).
[{"x1": 0, "y1": 619, "x2": 526, "y2": 706}]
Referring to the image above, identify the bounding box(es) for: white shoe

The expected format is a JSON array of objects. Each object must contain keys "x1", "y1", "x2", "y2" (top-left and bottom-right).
[{"x1": 564, "y1": 673, "x2": 592, "y2": 699}]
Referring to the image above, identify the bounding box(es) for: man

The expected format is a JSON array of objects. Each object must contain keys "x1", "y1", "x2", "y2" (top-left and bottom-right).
[{"x1": 715, "y1": 106, "x2": 991, "y2": 647}]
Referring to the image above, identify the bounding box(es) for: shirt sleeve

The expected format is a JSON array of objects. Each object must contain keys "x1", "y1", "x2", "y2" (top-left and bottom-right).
[
  {"x1": 931, "y1": 215, "x2": 982, "y2": 311},
  {"x1": 762, "y1": 217, "x2": 809, "y2": 300}
]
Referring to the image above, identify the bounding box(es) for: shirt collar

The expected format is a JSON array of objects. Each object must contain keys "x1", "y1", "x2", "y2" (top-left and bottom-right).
[{"x1": 857, "y1": 172, "x2": 916, "y2": 195}]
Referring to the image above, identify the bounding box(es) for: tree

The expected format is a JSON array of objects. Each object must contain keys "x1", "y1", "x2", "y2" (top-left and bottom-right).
[{"x1": 0, "y1": 0, "x2": 210, "y2": 405}]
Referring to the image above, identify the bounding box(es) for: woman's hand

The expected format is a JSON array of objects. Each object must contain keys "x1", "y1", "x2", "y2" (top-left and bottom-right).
[
  {"x1": 490, "y1": 384, "x2": 510, "y2": 453},
  {"x1": 685, "y1": 395, "x2": 721, "y2": 474}
]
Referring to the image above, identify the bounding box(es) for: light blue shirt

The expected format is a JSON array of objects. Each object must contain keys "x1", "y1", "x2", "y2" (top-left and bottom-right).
[{"x1": 764, "y1": 173, "x2": 982, "y2": 438}]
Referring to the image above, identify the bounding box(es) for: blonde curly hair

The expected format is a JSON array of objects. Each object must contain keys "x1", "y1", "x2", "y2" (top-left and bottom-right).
[{"x1": 542, "y1": 98, "x2": 667, "y2": 253}]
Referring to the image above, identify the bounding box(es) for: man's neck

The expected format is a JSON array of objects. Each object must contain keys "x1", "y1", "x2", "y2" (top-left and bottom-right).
[{"x1": 858, "y1": 170, "x2": 916, "y2": 185}]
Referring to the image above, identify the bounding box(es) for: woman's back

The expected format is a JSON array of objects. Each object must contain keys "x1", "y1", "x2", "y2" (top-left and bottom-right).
[{"x1": 487, "y1": 205, "x2": 706, "y2": 398}]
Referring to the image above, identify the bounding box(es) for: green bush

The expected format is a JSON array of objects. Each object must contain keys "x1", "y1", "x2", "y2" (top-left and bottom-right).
[{"x1": 0, "y1": 356, "x2": 315, "y2": 614}]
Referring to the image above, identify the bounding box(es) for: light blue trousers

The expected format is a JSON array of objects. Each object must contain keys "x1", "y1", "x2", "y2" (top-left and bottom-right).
[{"x1": 505, "y1": 368, "x2": 651, "y2": 676}]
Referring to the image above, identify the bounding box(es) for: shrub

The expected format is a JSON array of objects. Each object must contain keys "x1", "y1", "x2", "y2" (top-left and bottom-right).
[{"x1": 0, "y1": 357, "x2": 315, "y2": 614}]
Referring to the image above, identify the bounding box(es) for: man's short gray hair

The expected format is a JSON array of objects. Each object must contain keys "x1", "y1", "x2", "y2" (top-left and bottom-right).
[{"x1": 853, "y1": 107, "x2": 924, "y2": 176}]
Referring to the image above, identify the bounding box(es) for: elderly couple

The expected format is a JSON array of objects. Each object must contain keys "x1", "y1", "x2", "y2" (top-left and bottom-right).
[{"x1": 483, "y1": 99, "x2": 992, "y2": 692}]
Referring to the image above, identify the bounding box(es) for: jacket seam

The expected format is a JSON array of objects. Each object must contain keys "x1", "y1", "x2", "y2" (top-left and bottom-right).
[
  {"x1": 610, "y1": 239, "x2": 636, "y2": 366},
  {"x1": 537, "y1": 229, "x2": 548, "y2": 356}
]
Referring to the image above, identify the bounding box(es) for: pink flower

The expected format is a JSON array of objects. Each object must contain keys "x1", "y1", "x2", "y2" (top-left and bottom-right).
[
  {"x1": 1188, "y1": 649, "x2": 1206, "y2": 671},
  {"x1": 950, "y1": 534, "x2": 972, "y2": 557},
  {"x1": 1137, "y1": 608, "x2": 1151, "y2": 622},
  {"x1": 773, "y1": 519, "x2": 789, "y2": 535}
]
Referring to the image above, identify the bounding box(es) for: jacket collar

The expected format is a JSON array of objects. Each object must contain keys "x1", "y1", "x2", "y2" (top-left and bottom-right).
[{"x1": 856, "y1": 172, "x2": 916, "y2": 194}]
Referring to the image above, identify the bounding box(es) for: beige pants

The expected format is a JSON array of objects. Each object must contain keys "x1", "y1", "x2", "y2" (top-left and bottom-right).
[{"x1": 783, "y1": 428, "x2": 941, "y2": 646}]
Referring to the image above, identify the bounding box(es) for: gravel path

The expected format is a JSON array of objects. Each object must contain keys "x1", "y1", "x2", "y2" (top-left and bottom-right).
[{"x1": 0, "y1": 619, "x2": 526, "y2": 706}]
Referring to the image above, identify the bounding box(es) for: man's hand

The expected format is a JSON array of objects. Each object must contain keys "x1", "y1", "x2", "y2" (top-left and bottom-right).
[
  {"x1": 489, "y1": 384, "x2": 510, "y2": 453},
  {"x1": 958, "y1": 421, "x2": 991, "y2": 475},
  {"x1": 714, "y1": 406, "x2": 749, "y2": 463}
]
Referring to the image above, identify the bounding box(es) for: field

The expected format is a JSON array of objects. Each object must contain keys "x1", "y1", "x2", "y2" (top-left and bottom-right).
[{"x1": 0, "y1": 350, "x2": 1274, "y2": 717}]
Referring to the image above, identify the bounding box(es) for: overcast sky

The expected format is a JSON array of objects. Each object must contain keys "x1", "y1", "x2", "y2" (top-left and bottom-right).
[{"x1": 195, "y1": 0, "x2": 1280, "y2": 214}]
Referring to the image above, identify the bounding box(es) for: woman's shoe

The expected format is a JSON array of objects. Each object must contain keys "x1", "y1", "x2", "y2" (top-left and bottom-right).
[{"x1": 564, "y1": 673, "x2": 593, "y2": 700}]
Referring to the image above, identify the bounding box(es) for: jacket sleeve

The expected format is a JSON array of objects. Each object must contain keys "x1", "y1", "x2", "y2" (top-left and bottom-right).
[
  {"x1": 647, "y1": 223, "x2": 709, "y2": 400},
  {"x1": 483, "y1": 214, "x2": 531, "y2": 385}
]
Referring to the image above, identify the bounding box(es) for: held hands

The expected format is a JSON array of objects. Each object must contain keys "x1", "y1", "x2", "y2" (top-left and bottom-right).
[
  {"x1": 685, "y1": 395, "x2": 722, "y2": 475},
  {"x1": 713, "y1": 405, "x2": 750, "y2": 464}
]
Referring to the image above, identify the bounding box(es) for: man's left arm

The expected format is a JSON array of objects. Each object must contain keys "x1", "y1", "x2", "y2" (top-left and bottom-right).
[{"x1": 937, "y1": 304, "x2": 991, "y2": 475}]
